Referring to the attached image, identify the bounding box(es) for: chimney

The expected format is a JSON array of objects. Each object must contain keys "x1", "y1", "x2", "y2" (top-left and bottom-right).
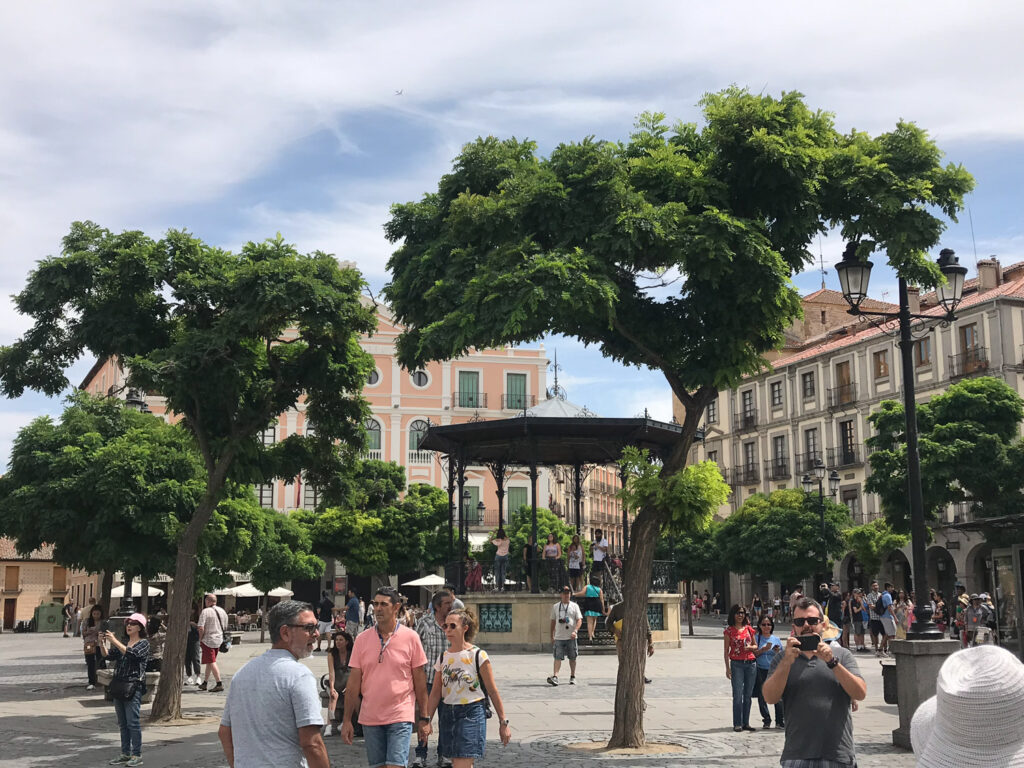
[
  {"x1": 977, "y1": 257, "x2": 1001, "y2": 292},
  {"x1": 906, "y1": 285, "x2": 920, "y2": 315}
]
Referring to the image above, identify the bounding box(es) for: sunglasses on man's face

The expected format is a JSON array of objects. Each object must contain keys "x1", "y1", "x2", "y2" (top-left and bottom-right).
[{"x1": 792, "y1": 617, "x2": 822, "y2": 627}]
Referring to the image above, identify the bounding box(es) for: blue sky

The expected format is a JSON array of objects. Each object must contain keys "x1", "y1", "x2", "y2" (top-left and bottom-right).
[{"x1": 1, "y1": 1, "x2": 1022, "y2": 467}]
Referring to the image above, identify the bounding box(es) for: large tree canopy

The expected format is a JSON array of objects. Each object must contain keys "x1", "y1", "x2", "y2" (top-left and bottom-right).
[
  {"x1": 0, "y1": 224, "x2": 375, "y2": 721},
  {"x1": 380, "y1": 87, "x2": 972, "y2": 747},
  {"x1": 866, "y1": 376, "x2": 1024, "y2": 533}
]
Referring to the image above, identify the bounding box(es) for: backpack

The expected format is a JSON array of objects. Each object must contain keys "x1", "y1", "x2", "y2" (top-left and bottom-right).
[{"x1": 874, "y1": 594, "x2": 888, "y2": 616}]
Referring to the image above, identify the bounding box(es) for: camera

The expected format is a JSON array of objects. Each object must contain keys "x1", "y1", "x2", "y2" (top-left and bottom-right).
[{"x1": 561, "y1": 617, "x2": 572, "y2": 625}]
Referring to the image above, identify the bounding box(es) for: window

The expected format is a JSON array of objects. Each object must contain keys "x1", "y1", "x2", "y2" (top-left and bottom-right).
[
  {"x1": 802, "y1": 371, "x2": 816, "y2": 398},
  {"x1": 259, "y1": 425, "x2": 276, "y2": 446},
  {"x1": 505, "y1": 373, "x2": 528, "y2": 410},
  {"x1": 842, "y1": 489, "x2": 861, "y2": 524},
  {"x1": 409, "y1": 419, "x2": 429, "y2": 451},
  {"x1": 507, "y1": 486, "x2": 528, "y2": 513},
  {"x1": 743, "y1": 441, "x2": 756, "y2": 467},
  {"x1": 706, "y1": 400, "x2": 718, "y2": 423},
  {"x1": 873, "y1": 350, "x2": 889, "y2": 379},
  {"x1": 365, "y1": 419, "x2": 381, "y2": 451},
  {"x1": 820, "y1": 310, "x2": 827, "y2": 324},
  {"x1": 959, "y1": 323, "x2": 979, "y2": 351},
  {"x1": 840, "y1": 420, "x2": 856, "y2": 464},
  {"x1": 770, "y1": 382, "x2": 783, "y2": 407},
  {"x1": 410, "y1": 370, "x2": 429, "y2": 387},
  {"x1": 256, "y1": 484, "x2": 275, "y2": 509},
  {"x1": 707, "y1": 450, "x2": 718, "y2": 465},
  {"x1": 5, "y1": 566, "x2": 19, "y2": 590},
  {"x1": 741, "y1": 390, "x2": 754, "y2": 415},
  {"x1": 915, "y1": 338, "x2": 932, "y2": 367},
  {"x1": 772, "y1": 435, "x2": 786, "y2": 461},
  {"x1": 302, "y1": 479, "x2": 320, "y2": 510},
  {"x1": 456, "y1": 370, "x2": 482, "y2": 408},
  {"x1": 804, "y1": 427, "x2": 819, "y2": 456},
  {"x1": 366, "y1": 369, "x2": 380, "y2": 386},
  {"x1": 52, "y1": 566, "x2": 67, "y2": 592}
]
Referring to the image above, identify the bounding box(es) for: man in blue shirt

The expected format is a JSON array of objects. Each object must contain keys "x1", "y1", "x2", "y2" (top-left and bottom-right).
[
  {"x1": 345, "y1": 589, "x2": 361, "y2": 638},
  {"x1": 878, "y1": 582, "x2": 896, "y2": 656}
]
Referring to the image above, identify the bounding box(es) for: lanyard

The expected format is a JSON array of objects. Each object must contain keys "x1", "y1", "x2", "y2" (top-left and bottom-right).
[{"x1": 377, "y1": 624, "x2": 400, "y2": 662}]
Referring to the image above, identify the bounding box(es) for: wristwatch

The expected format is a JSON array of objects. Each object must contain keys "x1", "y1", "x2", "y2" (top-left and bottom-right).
[
  {"x1": 826, "y1": 657, "x2": 840, "y2": 669},
  {"x1": 500, "y1": 719, "x2": 510, "y2": 727},
  {"x1": 418, "y1": 716, "x2": 430, "y2": 723}
]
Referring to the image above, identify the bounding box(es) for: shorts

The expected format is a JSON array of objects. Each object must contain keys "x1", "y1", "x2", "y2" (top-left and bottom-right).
[
  {"x1": 318, "y1": 620, "x2": 332, "y2": 635},
  {"x1": 553, "y1": 638, "x2": 578, "y2": 661},
  {"x1": 869, "y1": 619, "x2": 884, "y2": 637},
  {"x1": 880, "y1": 616, "x2": 897, "y2": 637},
  {"x1": 569, "y1": 567, "x2": 582, "y2": 579},
  {"x1": 201, "y1": 643, "x2": 219, "y2": 664},
  {"x1": 852, "y1": 620, "x2": 865, "y2": 635},
  {"x1": 363, "y1": 721, "x2": 413, "y2": 768},
  {"x1": 439, "y1": 699, "x2": 486, "y2": 759}
]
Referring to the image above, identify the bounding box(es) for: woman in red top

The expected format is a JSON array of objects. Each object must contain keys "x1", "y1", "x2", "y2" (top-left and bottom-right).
[{"x1": 723, "y1": 603, "x2": 758, "y2": 732}]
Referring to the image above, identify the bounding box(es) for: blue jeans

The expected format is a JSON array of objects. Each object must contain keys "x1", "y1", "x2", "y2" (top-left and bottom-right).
[
  {"x1": 494, "y1": 555, "x2": 509, "y2": 590},
  {"x1": 363, "y1": 721, "x2": 413, "y2": 768},
  {"x1": 438, "y1": 699, "x2": 486, "y2": 759},
  {"x1": 730, "y1": 659, "x2": 756, "y2": 728},
  {"x1": 415, "y1": 681, "x2": 444, "y2": 761},
  {"x1": 113, "y1": 686, "x2": 143, "y2": 756},
  {"x1": 754, "y1": 666, "x2": 785, "y2": 725}
]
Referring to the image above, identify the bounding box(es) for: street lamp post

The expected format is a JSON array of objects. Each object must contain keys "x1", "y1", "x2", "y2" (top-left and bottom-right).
[
  {"x1": 835, "y1": 243, "x2": 967, "y2": 639},
  {"x1": 802, "y1": 460, "x2": 840, "y2": 583}
]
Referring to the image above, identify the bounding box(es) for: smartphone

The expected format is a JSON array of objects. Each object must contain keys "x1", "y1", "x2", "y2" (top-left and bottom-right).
[
  {"x1": 100, "y1": 620, "x2": 110, "y2": 633},
  {"x1": 798, "y1": 634, "x2": 821, "y2": 652}
]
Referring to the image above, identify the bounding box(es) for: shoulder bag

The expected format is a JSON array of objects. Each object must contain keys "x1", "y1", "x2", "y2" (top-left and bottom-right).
[
  {"x1": 216, "y1": 608, "x2": 231, "y2": 653},
  {"x1": 473, "y1": 649, "x2": 493, "y2": 719}
]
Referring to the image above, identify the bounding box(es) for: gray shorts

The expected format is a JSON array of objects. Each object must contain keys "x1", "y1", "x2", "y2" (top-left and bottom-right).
[
  {"x1": 852, "y1": 620, "x2": 866, "y2": 636},
  {"x1": 880, "y1": 616, "x2": 897, "y2": 637},
  {"x1": 553, "y1": 638, "x2": 578, "y2": 661}
]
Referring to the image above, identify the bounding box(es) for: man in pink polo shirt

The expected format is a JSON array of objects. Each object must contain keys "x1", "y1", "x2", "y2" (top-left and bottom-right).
[{"x1": 342, "y1": 586, "x2": 429, "y2": 768}]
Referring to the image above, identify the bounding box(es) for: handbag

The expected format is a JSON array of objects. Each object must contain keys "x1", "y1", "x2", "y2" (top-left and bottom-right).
[
  {"x1": 84, "y1": 641, "x2": 97, "y2": 654},
  {"x1": 215, "y1": 608, "x2": 231, "y2": 653},
  {"x1": 474, "y1": 649, "x2": 493, "y2": 719},
  {"x1": 109, "y1": 678, "x2": 139, "y2": 700}
]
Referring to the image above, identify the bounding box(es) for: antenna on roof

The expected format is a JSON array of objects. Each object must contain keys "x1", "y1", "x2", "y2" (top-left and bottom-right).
[
  {"x1": 818, "y1": 235, "x2": 827, "y2": 290},
  {"x1": 967, "y1": 205, "x2": 979, "y2": 269},
  {"x1": 547, "y1": 350, "x2": 567, "y2": 400}
]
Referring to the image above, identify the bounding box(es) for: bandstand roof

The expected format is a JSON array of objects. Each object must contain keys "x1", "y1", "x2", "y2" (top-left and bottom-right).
[{"x1": 419, "y1": 414, "x2": 688, "y2": 466}]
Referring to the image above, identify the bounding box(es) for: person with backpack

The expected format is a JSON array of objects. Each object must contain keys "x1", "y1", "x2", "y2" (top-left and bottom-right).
[
  {"x1": 423, "y1": 608, "x2": 511, "y2": 766},
  {"x1": 864, "y1": 581, "x2": 883, "y2": 655},
  {"x1": 876, "y1": 583, "x2": 897, "y2": 656}
]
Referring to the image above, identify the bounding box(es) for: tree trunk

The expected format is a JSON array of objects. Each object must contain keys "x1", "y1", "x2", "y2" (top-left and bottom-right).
[
  {"x1": 100, "y1": 570, "x2": 115, "y2": 616},
  {"x1": 607, "y1": 508, "x2": 661, "y2": 749},
  {"x1": 686, "y1": 579, "x2": 694, "y2": 637},
  {"x1": 141, "y1": 576, "x2": 149, "y2": 615},
  {"x1": 149, "y1": 495, "x2": 219, "y2": 722}
]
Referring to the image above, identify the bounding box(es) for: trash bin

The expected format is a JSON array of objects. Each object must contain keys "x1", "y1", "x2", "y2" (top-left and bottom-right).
[
  {"x1": 880, "y1": 659, "x2": 898, "y2": 704},
  {"x1": 34, "y1": 602, "x2": 64, "y2": 633}
]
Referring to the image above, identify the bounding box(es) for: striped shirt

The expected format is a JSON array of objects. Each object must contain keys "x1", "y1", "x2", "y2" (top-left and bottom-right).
[{"x1": 414, "y1": 613, "x2": 447, "y2": 686}]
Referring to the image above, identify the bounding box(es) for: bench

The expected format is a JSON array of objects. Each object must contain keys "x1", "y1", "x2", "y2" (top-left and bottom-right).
[
  {"x1": 229, "y1": 632, "x2": 242, "y2": 645},
  {"x1": 97, "y1": 669, "x2": 161, "y2": 704}
]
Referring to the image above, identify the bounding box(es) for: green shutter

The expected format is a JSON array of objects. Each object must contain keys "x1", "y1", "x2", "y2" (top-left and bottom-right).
[
  {"x1": 506, "y1": 373, "x2": 527, "y2": 410},
  {"x1": 458, "y1": 371, "x2": 479, "y2": 407},
  {"x1": 507, "y1": 486, "x2": 528, "y2": 514}
]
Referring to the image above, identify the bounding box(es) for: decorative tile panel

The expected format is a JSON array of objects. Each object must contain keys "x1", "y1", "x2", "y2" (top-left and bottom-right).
[
  {"x1": 478, "y1": 603, "x2": 513, "y2": 633},
  {"x1": 646, "y1": 603, "x2": 665, "y2": 632}
]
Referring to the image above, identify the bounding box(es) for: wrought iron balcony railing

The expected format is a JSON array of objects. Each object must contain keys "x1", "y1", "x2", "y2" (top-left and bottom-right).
[
  {"x1": 827, "y1": 383, "x2": 857, "y2": 410},
  {"x1": 501, "y1": 393, "x2": 536, "y2": 410},
  {"x1": 452, "y1": 391, "x2": 488, "y2": 409},
  {"x1": 734, "y1": 409, "x2": 758, "y2": 432},
  {"x1": 763, "y1": 457, "x2": 791, "y2": 480},
  {"x1": 827, "y1": 446, "x2": 862, "y2": 468},
  {"x1": 949, "y1": 348, "x2": 988, "y2": 379}
]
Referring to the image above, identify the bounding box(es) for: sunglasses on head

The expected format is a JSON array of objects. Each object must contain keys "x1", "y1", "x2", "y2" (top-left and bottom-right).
[{"x1": 792, "y1": 617, "x2": 822, "y2": 627}]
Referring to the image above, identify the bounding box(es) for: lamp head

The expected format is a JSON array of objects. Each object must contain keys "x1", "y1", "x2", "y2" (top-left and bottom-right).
[
  {"x1": 936, "y1": 248, "x2": 967, "y2": 316},
  {"x1": 828, "y1": 470, "x2": 841, "y2": 495},
  {"x1": 801, "y1": 473, "x2": 814, "y2": 494},
  {"x1": 835, "y1": 242, "x2": 874, "y2": 311},
  {"x1": 813, "y1": 458, "x2": 826, "y2": 481}
]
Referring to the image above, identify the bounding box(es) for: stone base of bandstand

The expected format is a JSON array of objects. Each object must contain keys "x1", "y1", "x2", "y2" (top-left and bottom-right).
[
  {"x1": 889, "y1": 638, "x2": 960, "y2": 749},
  {"x1": 456, "y1": 591, "x2": 682, "y2": 652}
]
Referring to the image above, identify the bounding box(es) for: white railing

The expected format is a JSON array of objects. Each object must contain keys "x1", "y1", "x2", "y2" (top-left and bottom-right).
[
  {"x1": 362, "y1": 449, "x2": 383, "y2": 461},
  {"x1": 408, "y1": 450, "x2": 433, "y2": 465}
]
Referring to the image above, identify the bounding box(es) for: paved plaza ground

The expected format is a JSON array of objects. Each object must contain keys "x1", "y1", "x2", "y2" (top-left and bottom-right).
[{"x1": 0, "y1": 621, "x2": 917, "y2": 767}]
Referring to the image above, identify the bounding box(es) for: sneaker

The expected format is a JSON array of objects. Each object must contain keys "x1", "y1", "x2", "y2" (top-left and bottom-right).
[
  {"x1": 211, "y1": 682, "x2": 224, "y2": 692},
  {"x1": 108, "y1": 756, "x2": 130, "y2": 765},
  {"x1": 762, "y1": 721, "x2": 771, "y2": 729},
  {"x1": 411, "y1": 758, "x2": 425, "y2": 768},
  {"x1": 569, "y1": 676, "x2": 576, "y2": 685},
  {"x1": 644, "y1": 677, "x2": 652, "y2": 684},
  {"x1": 742, "y1": 725, "x2": 756, "y2": 732},
  {"x1": 776, "y1": 721, "x2": 785, "y2": 729},
  {"x1": 86, "y1": 684, "x2": 95, "y2": 691},
  {"x1": 438, "y1": 759, "x2": 453, "y2": 768},
  {"x1": 126, "y1": 758, "x2": 144, "y2": 767},
  {"x1": 197, "y1": 681, "x2": 208, "y2": 691},
  {"x1": 546, "y1": 675, "x2": 558, "y2": 686}
]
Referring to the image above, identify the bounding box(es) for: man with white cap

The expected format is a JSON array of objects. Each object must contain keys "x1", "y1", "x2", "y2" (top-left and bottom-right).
[{"x1": 912, "y1": 645, "x2": 1024, "y2": 767}]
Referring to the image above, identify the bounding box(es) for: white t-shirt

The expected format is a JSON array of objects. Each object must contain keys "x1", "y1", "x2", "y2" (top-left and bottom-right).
[
  {"x1": 593, "y1": 538, "x2": 610, "y2": 562},
  {"x1": 434, "y1": 647, "x2": 488, "y2": 706},
  {"x1": 550, "y1": 601, "x2": 582, "y2": 640},
  {"x1": 199, "y1": 605, "x2": 228, "y2": 648}
]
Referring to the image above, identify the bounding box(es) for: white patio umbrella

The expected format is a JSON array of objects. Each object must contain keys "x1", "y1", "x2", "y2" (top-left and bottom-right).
[
  {"x1": 231, "y1": 583, "x2": 265, "y2": 598},
  {"x1": 401, "y1": 574, "x2": 447, "y2": 587},
  {"x1": 110, "y1": 583, "x2": 164, "y2": 598},
  {"x1": 267, "y1": 587, "x2": 294, "y2": 597}
]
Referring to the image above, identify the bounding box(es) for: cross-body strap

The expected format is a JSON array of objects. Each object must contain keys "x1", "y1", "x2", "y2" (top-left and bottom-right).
[
  {"x1": 474, "y1": 648, "x2": 492, "y2": 707},
  {"x1": 215, "y1": 607, "x2": 226, "y2": 635}
]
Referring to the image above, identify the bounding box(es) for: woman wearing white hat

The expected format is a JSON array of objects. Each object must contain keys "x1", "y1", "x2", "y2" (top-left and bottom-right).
[{"x1": 912, "y1": 645, "x2": 1024, "y2": 767}]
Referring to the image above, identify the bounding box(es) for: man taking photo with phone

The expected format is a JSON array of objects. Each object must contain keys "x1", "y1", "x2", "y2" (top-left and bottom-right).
[{"x1": 761, "y1": 597, "x2": 866, "y2": 767}]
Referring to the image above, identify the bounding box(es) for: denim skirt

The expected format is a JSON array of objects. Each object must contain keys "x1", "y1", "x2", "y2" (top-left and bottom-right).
[{"x1": 439, "y1": 698, "x2": 487, "y2": 759}]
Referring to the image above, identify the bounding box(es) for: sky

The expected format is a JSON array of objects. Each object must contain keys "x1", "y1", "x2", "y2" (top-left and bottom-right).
[{"x1": 1, "y1": 1, "x2": 1022, "y2": 467}]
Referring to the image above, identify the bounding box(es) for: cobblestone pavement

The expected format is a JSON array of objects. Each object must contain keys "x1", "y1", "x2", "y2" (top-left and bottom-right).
[{"x1": 0, "y1": 624, "x2": 917, "y2": 767}]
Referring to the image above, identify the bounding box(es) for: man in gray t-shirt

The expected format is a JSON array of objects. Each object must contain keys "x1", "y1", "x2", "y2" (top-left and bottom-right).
[
  {"x1": 762, "y1": 596, "x2": 866, "y2": 767},
  {"x1": 219, "y1": 600, "x2": 328, "y2": 768}
]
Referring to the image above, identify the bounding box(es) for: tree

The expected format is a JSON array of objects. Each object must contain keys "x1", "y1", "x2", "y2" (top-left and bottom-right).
[
  {"x1": 866, "y1": 377, "x2": 1024, "y2": 533},
  {"x1": 0, "y1": 224, "x2": 375, "y2": 721},
  {"x1": 715, "y1": 489, "x2": 851, "y2": 586},
  {"x1": 844, "y1": 519, "x2": 910, "y2": 580},
  {"x1": 381, "y1": 88, "x2": 972, "y2": 746}
]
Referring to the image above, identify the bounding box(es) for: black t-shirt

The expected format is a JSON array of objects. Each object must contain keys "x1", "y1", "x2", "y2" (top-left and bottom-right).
[
  {"x1": 318, "y1": 598, "x2": 334, "y2": 623},
  {"x1": 825, "y1": 593, "x2": 844, "y2": 623}
]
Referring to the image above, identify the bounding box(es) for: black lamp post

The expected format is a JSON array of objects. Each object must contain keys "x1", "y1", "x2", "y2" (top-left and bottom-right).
[
  {"x1": 801, "y1": 460, "x2": 840, "y2": 583},
  {"x1": 835, "y1": 243, "x2": 967, "y2": 639}
]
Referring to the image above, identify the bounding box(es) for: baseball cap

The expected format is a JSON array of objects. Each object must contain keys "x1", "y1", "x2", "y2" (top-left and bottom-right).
[{"x1": 127, "y1": 612, "x2": 148, "y2": 628}]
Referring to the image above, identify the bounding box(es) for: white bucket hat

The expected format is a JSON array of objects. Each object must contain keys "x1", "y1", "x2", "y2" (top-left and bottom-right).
[{"x1": 912, "y1": 645, "x2": 1024, "y2": 767}]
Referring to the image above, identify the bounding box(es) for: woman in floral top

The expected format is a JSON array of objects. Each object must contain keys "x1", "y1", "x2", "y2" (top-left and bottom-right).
[
  {"x1": 100, "y1": 612, "x2": 150, "y2": 766},
  {"x1": 425, "y1": 608, "x2": 511, "y2": 766}
]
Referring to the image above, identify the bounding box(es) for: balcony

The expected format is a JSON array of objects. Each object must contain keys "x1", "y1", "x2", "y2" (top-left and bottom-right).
[
  {"x1": 362, "y1": 449, "x2": 383, "y2": 461},
  {"x1": 763, "y1": 457, "x2": 791, "y2": 481},
  {"x1": 949, "y1": 348, "x2": 989, "y2": 379},
  {"x1": 734, "y1": 409, "x2": 758, "y2": 432},
  {"x1": 501, "y1": 393, "x2": 536, "y2": 410},
  {"x1": 731, "y1": 464, "x2": 760, "y2": 485},
  {"x1": 827, "y1": 383, "x2": 857, "y2": 410},
  {"x1": 452, "y1": 391, "x2": 488, "y2": 409},
  {"x1": 794, "y1": 451, "x2": 824, "y2": 475},
  {"x1": 408, "y1": 450, "x2": 433, "y2": 465},
  {"x1": 827, "y1": 446, "x2": 863, "y2": 468}
]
